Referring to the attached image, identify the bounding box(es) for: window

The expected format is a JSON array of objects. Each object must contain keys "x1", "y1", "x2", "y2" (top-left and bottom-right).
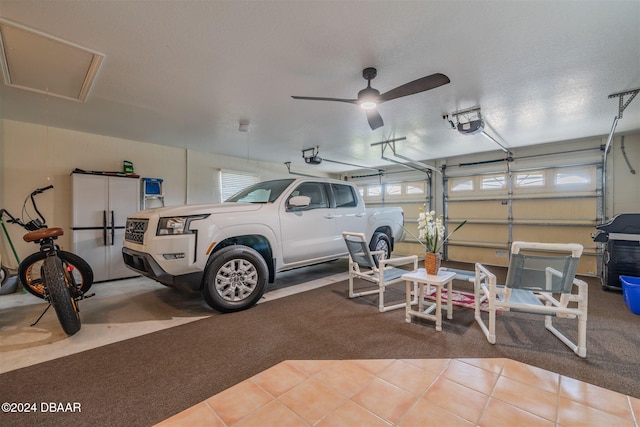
[
  {"x1": 367, "y1": 185, "x2": 382, "y2": 197},
  {"x1": 481, "y1": 175, "x2": 506, "y2": 190},
  {"x1": 386, "y1": 184, "x2": 402, "y2": 196},
  {"x1": 226, "y1": 179, "x2": 293, "y2": 203},
  {"x1": 406, "y1": 181, "x2": 426, "y2": 195},
  {"x1": 331, "y1": 184, "x2": 357, "y2": 208},
  {"x1": 451, "y1": 178, "x2": 473, "y2": 192},
  {"x1": 516, "y1": 172, "x2": 544, "y2": 188},
  {"x1": 555, "y1": 170, "x2": 591, "y2": 185},
  {"x1": 289, "y1": 182, "x2": 328, "y2": 209},
  {"x1": 221, "y1": 170, "x2": 260, "y2": 201}
]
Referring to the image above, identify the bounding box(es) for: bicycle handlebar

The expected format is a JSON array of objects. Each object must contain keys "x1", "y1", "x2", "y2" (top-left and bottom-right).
[
  {"x1": 33, "y1": 185, "x2": 54, "y2": 195},
  {"x1": 30, "y1": 185, "x2": 53, "y2": 227}
]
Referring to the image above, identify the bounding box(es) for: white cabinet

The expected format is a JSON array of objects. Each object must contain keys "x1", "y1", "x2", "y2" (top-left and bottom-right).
[{"x1": 71, "y1": 173, "x2": 140, "y2": 282}]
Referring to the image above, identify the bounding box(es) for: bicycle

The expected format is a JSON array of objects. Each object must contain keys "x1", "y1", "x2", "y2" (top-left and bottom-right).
[{"x1": 0, "y1": 185, "x2": 94, "y2": 335}]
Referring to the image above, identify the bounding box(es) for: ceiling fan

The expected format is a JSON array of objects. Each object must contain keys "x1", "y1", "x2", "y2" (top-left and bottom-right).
[{"x1": 292, "y1": 67, "x2": 450, "y2": 130}]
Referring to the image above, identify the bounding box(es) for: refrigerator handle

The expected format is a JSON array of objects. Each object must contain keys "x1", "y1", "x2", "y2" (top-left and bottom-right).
[
  {"x1": 102, "y1": 210, "x2": 108, "y2": 246},
  {"x1": 111, "y1": 210, "x2": 115, "y2": 246}
]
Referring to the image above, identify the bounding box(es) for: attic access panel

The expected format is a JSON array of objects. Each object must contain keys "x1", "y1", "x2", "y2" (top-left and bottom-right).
[{"x1": 0, "y1": 19, "x2": 104, "y2": 102}]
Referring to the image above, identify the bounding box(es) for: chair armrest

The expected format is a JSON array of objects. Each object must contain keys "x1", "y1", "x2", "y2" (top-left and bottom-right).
[
  {"x1": 475, "y1": 263, "x2": 495, "y2": 281},
  {"x1": 380, "y1": 255, "x2": 419, "y2": 270},
  {"x1": 573, "y1": 277, "x2": 588, "y2": 288},
  {"x1": 475, "y1": 263, "x2": 497, "y2": 291},
  {"x1": 440, "y1": 267, "x2": 477, "y2": 282},
  {"x1": 568, "y1": 277, "x2": 589, "y2": 301}
]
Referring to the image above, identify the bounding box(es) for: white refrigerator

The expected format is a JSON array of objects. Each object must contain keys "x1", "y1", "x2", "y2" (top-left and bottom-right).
[{"x1": 71, "y1": 173, "x2": 140, "y2": 282}]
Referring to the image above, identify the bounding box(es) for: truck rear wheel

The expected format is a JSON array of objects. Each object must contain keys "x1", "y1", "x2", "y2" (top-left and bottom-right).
[
  {"x1": 370, "y1": 232, "x2": 391, "y2": 261},
  {"x1": 202, "y1": 245, "x2": 268, "y2": 313}
]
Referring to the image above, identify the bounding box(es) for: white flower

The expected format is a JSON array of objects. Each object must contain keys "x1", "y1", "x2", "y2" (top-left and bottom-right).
[{"x1": 411, "y1": 205, "x2": 467, "y2": 253}]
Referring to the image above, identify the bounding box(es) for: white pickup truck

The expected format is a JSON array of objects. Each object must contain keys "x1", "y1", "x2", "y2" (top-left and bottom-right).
[{"x1": 122, "y1": 177, "x2": 405, "y2": 312}]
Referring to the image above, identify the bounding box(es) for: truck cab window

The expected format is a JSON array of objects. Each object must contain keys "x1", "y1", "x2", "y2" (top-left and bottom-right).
[
  {"x1": 331, "y1": 184, "x2": 357, "y2": 208},
  {"x1": 290, "y1": 182, "x2": 328, "y2": 209}
]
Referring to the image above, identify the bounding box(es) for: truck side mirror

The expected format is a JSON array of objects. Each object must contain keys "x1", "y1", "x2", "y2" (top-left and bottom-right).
[{"x1": 288, "y1": 195, "x2": 311, "y2": 210}]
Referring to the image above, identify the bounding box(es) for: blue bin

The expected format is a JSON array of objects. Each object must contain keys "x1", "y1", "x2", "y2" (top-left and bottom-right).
[{"x1": 620, "y1": 276, "x2": 640, "y2": 315}]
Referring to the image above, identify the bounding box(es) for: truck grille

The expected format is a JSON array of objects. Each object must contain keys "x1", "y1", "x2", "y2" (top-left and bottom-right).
[{"x1": 125, "y1": 219, "x2": 148, "y2": 244}]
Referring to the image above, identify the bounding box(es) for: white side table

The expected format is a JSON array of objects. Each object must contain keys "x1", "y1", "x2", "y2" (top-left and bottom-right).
[{"x1": 402, "y1": 269, "x2": 457, "y2": 331}]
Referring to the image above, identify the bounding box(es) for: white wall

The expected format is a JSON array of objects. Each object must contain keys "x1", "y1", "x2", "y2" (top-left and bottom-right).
[{"x1": 0, "y1": 119, "x2": 307, "y2": 264}]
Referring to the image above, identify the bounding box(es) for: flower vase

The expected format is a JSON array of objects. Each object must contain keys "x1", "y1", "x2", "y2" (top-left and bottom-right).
[{"x1": 424, "y1": 252, "x2": 442, "y2": 275}]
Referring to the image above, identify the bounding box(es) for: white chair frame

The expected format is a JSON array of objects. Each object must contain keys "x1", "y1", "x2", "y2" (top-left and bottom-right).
[
  {"x1": 342, "y1": 232, "x2": 418, "y2": 312},
  {"x1": 474, "y1": 241, "x2": 588, "y2": 358}
]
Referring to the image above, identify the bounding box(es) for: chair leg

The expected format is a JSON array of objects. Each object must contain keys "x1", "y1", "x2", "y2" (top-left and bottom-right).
[
  {"x1": 474, "y1": 280, "x2": 496, "y2": 344},
  {"x1": 487, "y1": 303, "x2": 496, "y2": 344},
  {"x1": 348, "y1": 275, "x2": 356, "y2": 298},
  {"x1": 542, "y1": 288, "x2": 587, "y2": 358},
  {"x1": 544, "y1": 314, "x2": 586, "y2": 358},
  {"x1": 576, "y1": 314, "x2": 587, "y2": 358},
  {"x1": 378, "y1": 284, "x2": 408, "y2": 312},
  {"x1": 348, "y1": 271, "x2": 380, "y2": 299}
]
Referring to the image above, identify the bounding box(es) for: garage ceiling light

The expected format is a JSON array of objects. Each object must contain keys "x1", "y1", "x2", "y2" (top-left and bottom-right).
[{"x1": 0, "y1": 18, "x2": 104, "y2": 102}]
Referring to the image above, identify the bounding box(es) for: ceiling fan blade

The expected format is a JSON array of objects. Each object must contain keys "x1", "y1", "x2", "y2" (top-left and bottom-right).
[
  {"x1": 378, "y1": 73, "x2": 450, "y2": 103},
  {"x1": 291, "y1": 96, "x2": 358, "y2": 104},
  {"x1": 366, "y1": 109, "x2": 384, "y2": 130}
]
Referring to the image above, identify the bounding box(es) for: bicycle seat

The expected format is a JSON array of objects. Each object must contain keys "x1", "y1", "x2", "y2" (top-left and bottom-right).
[{"x1": 23, "y1": 227, "x2": 64, "y2": 242}]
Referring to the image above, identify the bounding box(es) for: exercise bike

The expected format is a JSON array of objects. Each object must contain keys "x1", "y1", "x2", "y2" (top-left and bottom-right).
[{"x1": 0, "y1": 185, "x2": 94, "y2": 335}]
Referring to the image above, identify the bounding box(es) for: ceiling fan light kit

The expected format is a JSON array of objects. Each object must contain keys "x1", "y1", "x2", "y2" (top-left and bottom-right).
[
  {"x1": 359, "y1": 99, "x2": 377, "y2": 110},
  {"x1": 292, "y1": 67, "x2": 450, "y2": 130}
]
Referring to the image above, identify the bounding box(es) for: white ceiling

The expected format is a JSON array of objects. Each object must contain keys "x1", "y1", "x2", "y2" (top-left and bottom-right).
[{"x1": 0, "y1": 0, "x2": 639, "y2": 174}]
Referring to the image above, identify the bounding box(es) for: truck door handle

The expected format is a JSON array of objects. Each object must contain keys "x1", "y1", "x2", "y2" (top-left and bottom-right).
[{"x1": 324, "y1": 214, "x2": 335, "y2": 219}]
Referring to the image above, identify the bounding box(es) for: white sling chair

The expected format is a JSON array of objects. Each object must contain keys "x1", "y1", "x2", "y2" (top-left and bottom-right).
[
  {"x1": 474, "y1": 241, "x2": 588, "y2": 357},
  {"x1": 342, "y1": 232, "x2": 418, "y2": 312}
]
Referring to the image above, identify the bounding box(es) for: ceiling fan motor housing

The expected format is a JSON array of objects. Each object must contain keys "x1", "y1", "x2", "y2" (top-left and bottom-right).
[
  {"x1": 362, "y1": 67, "x2": 377, "y2": 80},
  {"x1": 358, "y1": 86, "x2": 380, "y2": 106}
]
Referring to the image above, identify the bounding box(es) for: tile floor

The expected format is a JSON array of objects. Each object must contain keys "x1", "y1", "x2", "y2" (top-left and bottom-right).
[{"x1": 156, "y1": 357, "x2": 640, "y2": 427}]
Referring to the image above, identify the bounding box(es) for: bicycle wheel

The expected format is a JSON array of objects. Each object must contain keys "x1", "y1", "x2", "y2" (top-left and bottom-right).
[
  {"x1": 19, "y1": 251, "x2": 93, "y2": 299},
  {"x1": 43, "y1": 256, "x2": 81, "y2": 335}
]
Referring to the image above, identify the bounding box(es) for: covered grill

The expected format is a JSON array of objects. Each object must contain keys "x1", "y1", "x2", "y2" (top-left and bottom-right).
[{"x1": 593, "y1": 213, "x2": 640, "y2": 291}]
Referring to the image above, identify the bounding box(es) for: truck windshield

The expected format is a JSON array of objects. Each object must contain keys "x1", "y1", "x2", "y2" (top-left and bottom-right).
[{"x1": 225, "y1": 179, "x2": 295, "y2": 203}]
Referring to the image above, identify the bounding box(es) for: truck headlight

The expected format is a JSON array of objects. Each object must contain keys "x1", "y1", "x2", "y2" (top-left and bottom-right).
[{"x1": 157, "y1": 215, "x2": 209, "y2": 236}]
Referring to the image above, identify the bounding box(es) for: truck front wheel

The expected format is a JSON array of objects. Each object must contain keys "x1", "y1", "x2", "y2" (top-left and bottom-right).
[
  {"x1": 370, "y1": 232, "x2": 392, "y2": 260},
  {"x1": 202, "y1": 245, "x2": 268, "y2": 313}
]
